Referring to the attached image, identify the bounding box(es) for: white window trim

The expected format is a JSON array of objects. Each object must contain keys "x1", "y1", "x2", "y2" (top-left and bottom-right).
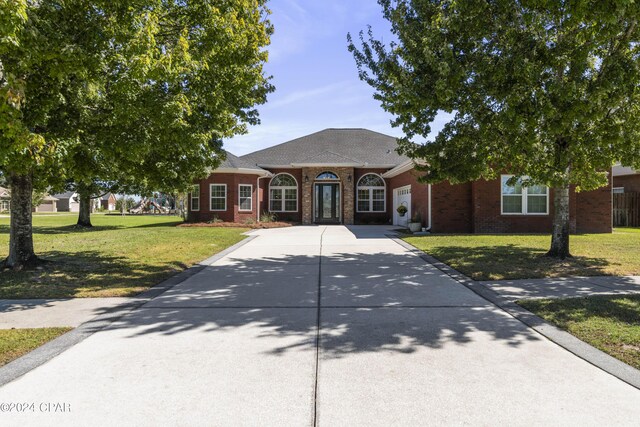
[
  {"x1": 500, "y1": 175, "x2": 549, "y2": 216},
  {"x1": 238, "y1": 184, "x2": 253, "y2": 212},
  {"x1": 269, "y1": 173, "x2": 298, "y2": 212},
  {"x1": 613, "y1": 187, "x2": 625, "y2": 194},
  {"x1": 356, "y1": 173, "x2": 386, "y2": 213},
  {"x1": 209, "y1": 183, "x2": 227, "y2": 212},
  {"x1": 190, "y1": 184, "x2": 200, "y2": 211}
]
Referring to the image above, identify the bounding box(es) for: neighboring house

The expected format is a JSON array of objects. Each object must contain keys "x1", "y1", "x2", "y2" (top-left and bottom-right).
[
  {"x1": 188, "y1": 128, "x2": 612, "y2": 233},
  {"x1": 0, "y1": 186, "x2": 10, "y2": 212},
  {"x1": 100, "y1": 193, "x2": 117, "y2": 211},
  {"x1": 33, "y1": 195, "x2": 58, "y2": 213},
  {"x1": 612, "y1": 165, "x2": 640, "y2": 193},
  {"x1": 53, "y1": 191, "x2": 80, "y2": 212}
]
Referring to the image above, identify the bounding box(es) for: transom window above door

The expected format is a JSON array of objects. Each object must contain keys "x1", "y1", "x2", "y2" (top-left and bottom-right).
[{"x1": 316, "y1": 171, "x2": 339, "y2": 180}]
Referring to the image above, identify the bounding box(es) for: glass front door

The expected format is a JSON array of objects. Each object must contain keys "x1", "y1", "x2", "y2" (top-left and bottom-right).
[{"x1": 314, "y1": 183, "x2": 340, "y2": 223}]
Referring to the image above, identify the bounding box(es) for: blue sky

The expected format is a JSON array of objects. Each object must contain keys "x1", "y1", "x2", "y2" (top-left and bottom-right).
[{"x1": 225, "y1": 0, "x2": 449, "y2": 156}]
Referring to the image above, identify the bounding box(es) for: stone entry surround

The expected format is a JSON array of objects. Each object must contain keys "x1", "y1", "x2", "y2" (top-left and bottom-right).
[{"x1": 301, "y1": 167, "x2": 355, "y2": 225}]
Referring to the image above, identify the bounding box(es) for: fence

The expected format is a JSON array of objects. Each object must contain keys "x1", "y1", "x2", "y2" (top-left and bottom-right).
[{"x1": 613, "y1": 192, "x2": 639, "y2": 227}]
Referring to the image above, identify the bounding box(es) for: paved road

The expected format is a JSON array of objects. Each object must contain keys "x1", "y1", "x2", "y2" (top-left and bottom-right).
[{"x1": 1, "y1": 225, "x2": 639, "y2": 426}]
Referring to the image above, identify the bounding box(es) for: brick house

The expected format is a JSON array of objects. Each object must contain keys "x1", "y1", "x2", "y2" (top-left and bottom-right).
[
  {"x1": 189, "y1": 128, "x2": 612, "y2": 233},
  {"x1": 612, "y1": 165, "x2": 640, "y2": 194}
]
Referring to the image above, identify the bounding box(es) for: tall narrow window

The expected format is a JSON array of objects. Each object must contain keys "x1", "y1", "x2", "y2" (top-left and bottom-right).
[
  {"x1": 210, "y1": 184, "x2": 227, "y2": 211},
  {"x1": 239, "y1": 184, "x2": 252, "y2": 211},
  {"x1": 190, "y1": 184, "x2": 200, "y2": 211},
  {"x1": 357, "y1": 174, "x2": 386, "y2": 212},
  {"x1": 501, "y1": 175, "x2": 548, "y2": 215},
  {"x1": 269, "y1": 173, "x2": 298, "y2": 212}
]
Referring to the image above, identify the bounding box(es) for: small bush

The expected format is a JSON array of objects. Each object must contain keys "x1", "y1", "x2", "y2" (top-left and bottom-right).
[
  {"x1": 208, "y1": 215, "x2": 224, "y2": 224},
  {"x1": 260, "y1": 211, "x2": 277, "y2": 222},
  {"x1": 243, "y1": 217, "x2": 256, "y2": 225}
]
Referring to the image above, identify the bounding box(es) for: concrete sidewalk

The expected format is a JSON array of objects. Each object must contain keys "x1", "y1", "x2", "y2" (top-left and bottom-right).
[
  {"x1": 0, "y1": 225, "x2": 639, "y2": 426},
  {"x1": 0, "y1": 298, "x2": 134, "y2": 328},
  {"x1": 480, "y1": 275, "x2": 640, "y2": 301}
]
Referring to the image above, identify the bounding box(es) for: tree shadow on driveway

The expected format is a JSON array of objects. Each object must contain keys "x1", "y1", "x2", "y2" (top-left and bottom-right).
[{"x1": 97, "y1": 250, "x2": 544, "y2": 358}]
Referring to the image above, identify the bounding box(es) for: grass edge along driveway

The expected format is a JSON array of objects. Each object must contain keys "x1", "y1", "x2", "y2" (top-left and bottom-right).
[
  {"x1": 520, "y1": 295, "x2": 640, "y2": 370},
  {"x1": 0, "y1": 327, "x2": 72, "y2": 367},
  {"x1": 0, "y1": 215, "x2": 249, "y2": 298},
  {"x1": 402, "y1": 228, "x2": 640, "y2": 281}
]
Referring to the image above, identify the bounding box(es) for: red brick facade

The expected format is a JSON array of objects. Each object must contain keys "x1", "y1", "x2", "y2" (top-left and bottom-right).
[
  {"x1": 613, "y1": 174, "x2": 640, "y2": 193},
  {"x1": 190, "y1": 168, "x2": 613, "y2": 233},
  {"x1": 189, "y1": 173, "x2": 262, "y2": 223}
]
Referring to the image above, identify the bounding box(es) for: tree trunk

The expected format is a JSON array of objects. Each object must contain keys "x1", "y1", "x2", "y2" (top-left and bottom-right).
[
  {"x1": 3, "y1": 174, "x2": 39, "y2": 270},
  {"x1": 76, "y1": 187, "x2": 93, "y2": 228},
  {"x1": 547, "y1": 184, "x2": 572, "y2": 259}
]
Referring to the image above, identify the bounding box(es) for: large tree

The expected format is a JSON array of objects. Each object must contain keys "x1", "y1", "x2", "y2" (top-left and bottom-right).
[
  {"x1": 1, "y1": 0, "x2": 273, "y2": 268},
  {"x1": 349, "y1": 0, "x2": 640, "y2": 258}
]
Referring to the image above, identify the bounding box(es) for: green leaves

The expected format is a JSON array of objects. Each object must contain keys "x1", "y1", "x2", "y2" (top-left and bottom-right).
[
  {"x1": 350, "y1": 0, "x2": 640, "y2": 190},
  {"x1": 1, "y1": 0, "x2": 273, "y2": 195}
]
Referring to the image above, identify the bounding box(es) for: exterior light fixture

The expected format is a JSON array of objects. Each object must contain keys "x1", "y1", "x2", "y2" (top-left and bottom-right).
[
  {"x1": 305, "y1": 175, "x2": 309, "y2": 183},
  {"x1": 347, "y1": 174, "x2": 352, "y2": 183}
]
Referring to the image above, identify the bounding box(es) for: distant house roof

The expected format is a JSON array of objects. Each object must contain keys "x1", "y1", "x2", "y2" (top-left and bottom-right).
[
  {"x1": 53, "y1": 191, "x2": 77, "y2": 199},
  {"x1": 41, "y1": 194, "x2": 58, "y2": 202},
  {"x1": 101, "y1": 193, "x2": 115, "y2": 201},
  {"x1": 240, "y1": 128, "x2": 409, "y2": 167},
  {"x1": 613, "y1": 165, "x2": 638, "y2": 176},
  {"x1": 0, "y1": 186, "x2": 9, "y2": 198}
]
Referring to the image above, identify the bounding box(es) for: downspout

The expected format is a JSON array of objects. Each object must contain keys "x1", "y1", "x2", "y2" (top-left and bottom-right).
[{"x1": 426, "y1": 183, "x2": 432, "y2": 231}]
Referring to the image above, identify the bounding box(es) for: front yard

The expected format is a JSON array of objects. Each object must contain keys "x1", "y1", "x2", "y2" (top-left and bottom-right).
[
  {"x1": 521, "y1": 295, "x2": 640, "y2": 370},
  {"x1": 0, "y1": 215, "x2": 249, "y2": 298},
  {"x1": 0, "y1": 328, "x2": 72, "y2": 367},
  {"x1": 403, "y1": 228, "x2": 640, "y2": 280}
]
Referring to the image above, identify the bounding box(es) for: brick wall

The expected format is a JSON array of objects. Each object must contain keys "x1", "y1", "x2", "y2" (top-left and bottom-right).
[
  {"x1": 431, "y1": 181, "x2": 473, "y2": 233},
  {"x1": 471, "y1": 176, "x2": 611, "y2": 234},
  {"x1": 188, "y1": 173, "x2": 261, "y2": 223},
  {"x1": 576, "y1": 178, "x2": 612, "y2": 233},
  {"x1": 613, "y1": 174, "x2": 640, "y2": 193}
]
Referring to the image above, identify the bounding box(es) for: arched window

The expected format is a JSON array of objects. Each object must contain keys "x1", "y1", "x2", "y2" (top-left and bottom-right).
[
  {"x1": 357, "y1": 173, "x2": 386, "y2": 212},
  {"x1": 316, "y1": 171, "x2": 339, "y2": 180},
  {"x1": 269, "y1": 173, "x2": 298, "y2": 212}
]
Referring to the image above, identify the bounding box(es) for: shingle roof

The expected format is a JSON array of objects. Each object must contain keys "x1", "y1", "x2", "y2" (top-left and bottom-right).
[
  {"x1": 53, "y1": 191, "x2": 76, "y2": 199},
  {"x1": 240, "y1": 128, "x2": 409, "y2": 167},
  {"x1": 218, "y1": 151, "x2": 267, "y2": 172},
  {"x1": 0, "y1": 186, "x2": 9, "y2": 198}
]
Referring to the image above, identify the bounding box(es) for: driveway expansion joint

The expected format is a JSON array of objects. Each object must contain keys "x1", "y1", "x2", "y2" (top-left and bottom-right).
[{"x1": 390, "y1": 235, "x2": 640, "y2": 391}]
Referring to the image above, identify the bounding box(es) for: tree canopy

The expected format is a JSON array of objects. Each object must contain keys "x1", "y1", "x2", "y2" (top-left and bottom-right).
[
  {"x1": 349, "y1": 0, "x2": 640, "y2": 257},
  {"x1": 0, "y1": 0, "x2": 273, "y2": 268}
]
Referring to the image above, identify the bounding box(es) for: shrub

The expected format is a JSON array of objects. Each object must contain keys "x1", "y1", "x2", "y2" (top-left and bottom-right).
[{"x1": 260, "y1": 211, "x2": 277, "y2": 222}]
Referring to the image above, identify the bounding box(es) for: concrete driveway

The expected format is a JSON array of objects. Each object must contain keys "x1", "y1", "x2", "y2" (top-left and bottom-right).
[{"x1": 1, "y1": 225, "x2": 639, "y2": 426}]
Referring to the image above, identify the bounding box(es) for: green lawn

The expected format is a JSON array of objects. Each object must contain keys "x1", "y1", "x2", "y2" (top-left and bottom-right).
[
  {"x1": 520, "y1": 295, "x2": 640, "y2": 370},
  {"x1": 403, "y1": 228, "x2": 640, "y2": 280},
  {"x1": 0, "y1": 215, "x2": 248, "y2": 298},
  {"x1": 0, "y1": 328, "x2": 72, "y2": 366}
]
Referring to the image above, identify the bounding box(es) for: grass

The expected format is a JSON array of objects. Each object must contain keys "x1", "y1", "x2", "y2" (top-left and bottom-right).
[
  {"x1": 0, "y1": 215, "x2": 248, "y2": 298},
  {"x1": 0, "y1": 328, "x2": 72, "y2": 366},
  {"x1": 520, "y1": 295, "x2": 640, "y2": 370},
  {"x1": 403, "y1": 228, "x2": 640, "y2": 280}
]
